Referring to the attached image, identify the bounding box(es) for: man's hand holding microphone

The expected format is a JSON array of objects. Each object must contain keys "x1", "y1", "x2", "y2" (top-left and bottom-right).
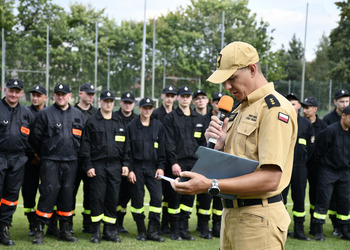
[{"x1": 171, "y1": 96, "x2": 234, "y2": 195}]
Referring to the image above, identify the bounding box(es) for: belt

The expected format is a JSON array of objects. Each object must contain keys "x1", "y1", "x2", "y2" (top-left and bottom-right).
[{"x1": 222, "y1": 194, "x2": 282, "y2": 208}]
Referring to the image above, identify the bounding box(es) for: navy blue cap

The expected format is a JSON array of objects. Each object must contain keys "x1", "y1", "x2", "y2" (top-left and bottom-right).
[
  {"x1": 6, "y1": 79, "x2": 24, "y2": 90},
  {"x1": 80, "y1": 83, "x2": 96, "y2": 93},
  {"x1": 121, "y1": 91, "x2": 135, "y2": 102},
  {"x1": 212, "y1": 92, "x2": 224, "y2": 101},
  {"x1": 30, "y1": 85, "x2": 47, "y2": 95},
  {"x1": 193, "y1": 89, "x2": 207, "y2": 99},
  {"x1": 335, "y1": 89, "x2": 349, "y2": 99},
  {"x1": 100, "y1": 90, "x2": 115, "y2": 100},
  {"x1": 163, "y1": 86, "x2": 177, "y2": 95},
  {"x1": 301, "y1": 96, "x2": 318, "y2": 107},
  {"x1": 54, "y1": 83, "x2": 71, "y2": 93},
  {"x1": 343, "y1": 105, "x2": 350, "y2": 114},
  {"x1": 177, "y1": 86, "x2": 192, "y2": 96},
  {"x1": 139, "y1": 97, "x2": 154, "y2": 107},
  {"x1": 285, "y1": 93, "x2": 300, "y2": 102}
]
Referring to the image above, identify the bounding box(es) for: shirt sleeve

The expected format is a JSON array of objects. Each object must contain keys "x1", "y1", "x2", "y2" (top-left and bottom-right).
[{"x1": 258, "y1": 107, "x2": 297, "y2": 171}]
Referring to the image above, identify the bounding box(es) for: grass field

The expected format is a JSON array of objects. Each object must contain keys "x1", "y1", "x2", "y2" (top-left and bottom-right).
[{"x1": 8, "y1": 185, "x2": 350, "y2": 249}]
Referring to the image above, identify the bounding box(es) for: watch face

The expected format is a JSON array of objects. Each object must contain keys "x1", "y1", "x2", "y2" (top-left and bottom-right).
[{"x1": 209, "y1": 188, "x2": 219, "y2": 196}]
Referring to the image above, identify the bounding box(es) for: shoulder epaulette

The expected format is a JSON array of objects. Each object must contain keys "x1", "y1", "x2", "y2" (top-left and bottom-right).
[
  {"x1": 264, "y1": 94, "x2": 280, "y2": 109},
  {"x1": 227, "y1": 111, "x2": 238, "y2": 122}
]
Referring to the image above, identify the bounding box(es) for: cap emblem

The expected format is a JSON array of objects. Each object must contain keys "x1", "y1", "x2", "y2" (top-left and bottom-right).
[{"x1": 216, "y1": 54, "x2": 222, "y2": 68}]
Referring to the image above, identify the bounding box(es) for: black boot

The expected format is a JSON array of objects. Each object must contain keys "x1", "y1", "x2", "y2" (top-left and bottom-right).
[
  {"x1": 26, "y1": 212, "x2": 36, "y2": 237},
  {"x1": 46, "y1": 212, "x2": 59, "y2": 237},
  {"x1": 198, "y1": 214, "x2": 212, "y2": 240},
  {"x1": 341, "y1": 223, "x2": 350, "y2": 241},
  {"x1": 160, "y1": 207, "x2": 170, "y2": 235},
  {"x1": 68, "y1": 216, "x2": 74, "y2": 235},
  {"x1": 0, "y1": 223, "x2": 14, "y2": 246},
  {"x1": 147, "y1": 219, "x2": 165, "y2": 242},
  {"x1": 293, "y1": 221, "x2": 310, "y2": 241},
  {"x1": 102, "y1": 223, "x2": 121, "y2": 242},
  {"x1": 82, "y1": 213, "x2": 93, "y2": 233},
  {"x1": 58, "y1": 219, "x2": 78, "y2": 242},
  {"x1": 309, "y1": 219, "x2": 316, "y2": 236},
  {"x1": 90, "y1": 222, "x2": 101, "y2": 243},
  {"x1": 212, "y1": 214, "x2": 221, "y2": 237},
  {"x1": 330, "y1": 214, "x2": 342, "y2": 236},
  {"x1": 116, "y1": 211, "x2": 128, "y2": 234},
  {"x1": 136, "y1": 220, "x2": 147, "y2": 241},
  {"x1": 179, "y1": 211, "x2": 195, "y2": 241},
  {"x1": 33, "y1": 220, "x2": 45, "y2": 245},
  {"x1": 314, "y1": 223, "x2": 325, "y2": 241},
  {"x1": 169, "y1": 213, "x2": 182, "y2": 241}
]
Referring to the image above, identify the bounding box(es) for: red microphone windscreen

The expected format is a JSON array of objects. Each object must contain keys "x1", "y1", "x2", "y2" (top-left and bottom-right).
[{"x1": 218, "y1": 95, "x2": 234, "y2": 112}]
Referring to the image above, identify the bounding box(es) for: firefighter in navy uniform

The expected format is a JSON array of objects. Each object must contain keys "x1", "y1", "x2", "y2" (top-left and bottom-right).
[
  {"x1": 151, "y1": 86, "x2": 177, "y2": 235},
  {"x1": 322, "y1": 88, "x2": 349, "y2": 235},
  {"x1": 323, "y1": 89, "x2": 349, "y2": 125},
  {"x1": 152, "y1": 86, "x2": 177, "y2": 121},
  {"x1": 127, "y1": 97, "x2": 166, "y2": 242},
  {"x1": 163, "y1": 86, "x2": 207, "y2": 241},
  {"x1": 80, "y1": 90, "x2": 129, "y2": 244},
  {"x1": 192, "y1": 89, "x2": 212, "y2": 239},
  {"x1": 300, "y1": 96, "x2": 327, "y2": 235},
  {"x1": 283, "y1": 93, "x2": 315, "y2": 240},
  {"x1": 0, "y1": 79, "x2": 33, "y2": 246},
  {"x1": 313, "y1": 106, "x2": 350, "y2": 241},
  {"x1": 73, "y1": 83, "x2": 98, "y2": 234},
  {"x1": 30, "y1": 83, "x2": 84, "y2": 245},
  {"x1": 115, "y1": 91, "x2": 138, "y2": 233},
  {"x1": 22, "y1": 85, "x2": 47, "y2": 237}
]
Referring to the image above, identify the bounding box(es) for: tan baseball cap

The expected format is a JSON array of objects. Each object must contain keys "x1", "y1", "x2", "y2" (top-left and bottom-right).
[{"x1": 207, "y1": 41, "x2": 259, "y2": 84}]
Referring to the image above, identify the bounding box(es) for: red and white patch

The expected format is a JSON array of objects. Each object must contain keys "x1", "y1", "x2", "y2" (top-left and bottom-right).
[{"x1": 278, "y1": 112, "x2": 289, "y2": 123}]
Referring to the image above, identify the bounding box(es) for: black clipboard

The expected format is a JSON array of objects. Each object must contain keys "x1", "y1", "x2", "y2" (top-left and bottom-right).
[{"x1": 191, "y1": 146, "x2": 259, "y2": 199}]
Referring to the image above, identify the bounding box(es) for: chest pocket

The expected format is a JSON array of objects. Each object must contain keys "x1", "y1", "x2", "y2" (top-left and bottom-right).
[
  {"x1": 0, "y1": 118, "x2": 9, "y2": 134},
  {"x1": 48, "y1": 122, "x2": 63, "y2": 137},
  {"x1": 235, "y1": 121, "x2": 258, "y2": 157}
]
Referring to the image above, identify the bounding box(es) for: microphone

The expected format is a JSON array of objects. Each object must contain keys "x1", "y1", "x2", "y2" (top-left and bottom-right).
[{"x1": 207, "y1": 95, "x2": 234, "y2": 149}]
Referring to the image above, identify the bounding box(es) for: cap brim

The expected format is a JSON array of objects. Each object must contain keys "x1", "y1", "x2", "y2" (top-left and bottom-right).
[
  {"x1": 7, "y1": 86, "x2": 23, "y2": 90},
  {"x1": 121, "y1": 98, "x2": 135, "y2": 102},
  {"x1": 300, "y1": 102, "x2": 312, "y2": 106},
  {"x1": 207, "y1": 69, "x2": 237, "y2": 84},
  {"x1": 31, "y1": 90, "x2": 45, "y2": 94}
]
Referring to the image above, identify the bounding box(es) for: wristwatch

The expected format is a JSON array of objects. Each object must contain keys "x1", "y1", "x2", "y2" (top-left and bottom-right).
[{"x1": 208, "y1": 179, "x2": 220, "y2": 196}]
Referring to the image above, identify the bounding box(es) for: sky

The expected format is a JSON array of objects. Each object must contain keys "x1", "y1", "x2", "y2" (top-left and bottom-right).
[{"x1": 57, "y1": 0, "x2": 340, "y2": 61}]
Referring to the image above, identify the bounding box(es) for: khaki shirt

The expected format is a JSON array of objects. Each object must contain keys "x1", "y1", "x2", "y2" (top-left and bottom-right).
[{"x1": 224, "y1": 83, "x2": 297, "y2": 199}]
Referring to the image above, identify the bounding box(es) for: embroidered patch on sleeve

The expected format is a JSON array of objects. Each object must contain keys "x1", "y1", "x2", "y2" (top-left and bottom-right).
[{"x1": 278, "y1": 112, "x2": 289, "y2": 123}]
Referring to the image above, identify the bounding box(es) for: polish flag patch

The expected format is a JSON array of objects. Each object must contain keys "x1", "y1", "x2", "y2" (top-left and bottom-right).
[{"x1": 278, "y1": 112, "x2": 289, "y2": 123}]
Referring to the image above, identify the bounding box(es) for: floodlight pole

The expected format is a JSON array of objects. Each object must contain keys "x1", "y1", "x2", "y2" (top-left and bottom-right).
[
  {"x1": 220, "y1": 11, "x2": 225, "y2": 92},
  {"x1": 140, "y1": 0, "x2": 147, "y2": 99},
  {"x1": 301, "y1": 3, "x2": 309, "y2": 101}
]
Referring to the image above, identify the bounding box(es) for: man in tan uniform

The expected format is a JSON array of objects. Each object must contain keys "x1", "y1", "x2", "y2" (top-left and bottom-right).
[{"x1": 172, "y1": 41, "x2": 298, "y2": 249}]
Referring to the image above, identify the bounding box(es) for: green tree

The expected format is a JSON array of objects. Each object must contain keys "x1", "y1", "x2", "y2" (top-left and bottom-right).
[
  {"x1": 0, "y1": 0, "x2": 16, "y2": 30},
  {"x1": 308, "y1": 34, "x2": 330, "y2": 82},
  {"x1": 328, "y1": 0, "x2": 350, "y2": 84},
  {"x1": 283, "y1": 34, "x2": 304, "y2": 81}
]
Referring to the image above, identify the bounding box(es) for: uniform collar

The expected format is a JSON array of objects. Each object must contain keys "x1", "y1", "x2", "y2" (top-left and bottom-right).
[
  {"x1": 54, "y1": 102, "x2": 71, "y2": 111},
  {"x1": 175, "y1": 106, "x2": 195, "y2": 116},
  {"x1": 96, "y1": 109, "x2": 119, "y2": 121},
  {"x1": 243, "y1": 82, "x2": 275, "y2": 107}
]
